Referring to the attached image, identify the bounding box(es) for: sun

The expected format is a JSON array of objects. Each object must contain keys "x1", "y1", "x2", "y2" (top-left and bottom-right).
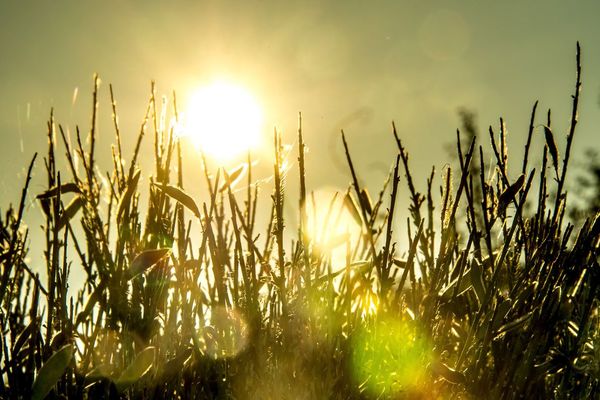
[{"x1": 182, "y1": 81, "x2": 264, "y2": 162}]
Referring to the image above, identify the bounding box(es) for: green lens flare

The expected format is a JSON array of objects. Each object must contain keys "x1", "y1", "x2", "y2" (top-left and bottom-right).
[{"x1": 350, "y1": 317, "x2": 432, "y2": 396}]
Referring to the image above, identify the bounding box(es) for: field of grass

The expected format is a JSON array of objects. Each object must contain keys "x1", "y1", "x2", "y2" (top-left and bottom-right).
[{"x1": 1, "y1": 44, "x2": 598, "y2": 399}]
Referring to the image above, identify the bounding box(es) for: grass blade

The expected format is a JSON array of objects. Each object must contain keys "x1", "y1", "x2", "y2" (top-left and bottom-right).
[{"x1": 31, "y1": 344, "x2": 73, "y2": 400}]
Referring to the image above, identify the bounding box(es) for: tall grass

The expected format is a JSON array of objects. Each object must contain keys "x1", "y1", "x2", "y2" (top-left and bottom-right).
[{"x1": 1, "y1": 43, "x2": 598, "y2": 399}]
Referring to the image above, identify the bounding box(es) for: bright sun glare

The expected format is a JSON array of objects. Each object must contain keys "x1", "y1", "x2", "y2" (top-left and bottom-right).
[{"x1": 183, "y1": 81, "x2": 263, "y2": 161}]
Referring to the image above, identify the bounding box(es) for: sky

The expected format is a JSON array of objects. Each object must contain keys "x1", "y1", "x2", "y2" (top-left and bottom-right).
[{"x1": 1, "y1": 1, "x2": 600, "y2": 261}]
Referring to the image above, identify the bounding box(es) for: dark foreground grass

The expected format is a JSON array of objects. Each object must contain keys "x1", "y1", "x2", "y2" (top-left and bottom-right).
[{"x1": 1, "y1": 44, "x2": 598, "y2": 399}]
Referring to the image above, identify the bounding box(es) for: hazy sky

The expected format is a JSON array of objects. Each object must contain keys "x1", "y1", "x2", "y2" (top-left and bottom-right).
[{"x1": 1, "y1": 0, "x2": 600, "y2": 219}]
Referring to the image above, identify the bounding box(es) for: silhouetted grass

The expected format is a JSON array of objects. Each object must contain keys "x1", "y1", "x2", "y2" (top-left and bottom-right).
[{"x1": 0, "y1": 43, "x2": 598, "y2": 399}]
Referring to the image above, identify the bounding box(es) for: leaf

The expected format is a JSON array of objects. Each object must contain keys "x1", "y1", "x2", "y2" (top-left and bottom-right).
[
  {"x1": 349, "y1": 260, "x2": 372, "y2": 273},
  {"x1": 153, "y1": 183, "x2": 200, "y2": 219},
  {"x1": 438, "y1": 268, "x2": 472, "y2": 300},
  {"x1": 36, "y1": 182, "x2": 81, "y2": 199},
  {"x1": 75, "y1": 286, "x2": 100, "y2": 325},
  {"x1": 117, "y1": 168, "x2": 141, "y2": 219},
  {"x1": 31, "y1": 344, "x2": 74, "y2": 400},
  {"x1": 314, "y1": 261, "x2": 371, "y2": 286},
  {"x1": 469, "y1": 260, "x2": 486, "y2": 304},
  {"x1": 84, "y1": 364, "x2": 113, "y2": 384},
  {"x1": 498, "y1": 174, "x2": 525, "y2": 213},
  {"x1": 220, "y1": 164, "x2": 246, "y2": 192},
  {"x1": 128, "y1": 248, "x2": 171, "y2": 279},
  {"x1": 115, "y1": 346, "x2": 155, "y2": 392},
  {"x1": 313, "y1": 269, "x2": 346, "y2": 286},
  {"x1": 12, "y1": 317, "x2": 38, "y2": 358},
  {"x1": 359, "y1": 188, "x2": 373, "y2": 216},
  {"x1": 567, "y1": 320, "x2": 579, "y2": 338},
  {"x1": 430, "y1": 360, "x2": 466, "y2": 385},
  {"x1": 542, "y1": 125, "x2": 559, "y2": 171},
  {"x1": 39, "y1": 198, "x2": 51, "y2": 217},
  {"x1": 491, "y1": 298, "x2": 512, "y2": 331},
  {"x1": 50, "y1": 330, "x2": 69, "y2": 350},
  {"x1": 533, "y1": 359, "x2": 562, "y2": 376},
  {"x1": 56, "y1": 196, "x2": 84, "y2": 230},
  {"x1": 494, "y1": 311, "x2": 533, "y2": 339},
  {"x1": 323, "y1": 233, "x2": 350, "y2": 250},
  {"x1": 343, "y1": 193, "x2": 363, "y2": 226}
]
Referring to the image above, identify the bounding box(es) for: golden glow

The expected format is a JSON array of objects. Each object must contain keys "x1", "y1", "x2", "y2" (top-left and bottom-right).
[
  {"x1": 182, "y1": 81, "x2": 263, "y2": 161},
  {"x1": 305, "y1": 187, "x2": 362, "y2": 268},
  {"x1": 354, "y1": 289, "x2": 379, "y2": 318}
]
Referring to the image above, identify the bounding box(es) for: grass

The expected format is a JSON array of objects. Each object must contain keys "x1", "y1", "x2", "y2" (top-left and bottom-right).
[{"x1": 0, "y1": 43, "x2": 598, "y2": 399}]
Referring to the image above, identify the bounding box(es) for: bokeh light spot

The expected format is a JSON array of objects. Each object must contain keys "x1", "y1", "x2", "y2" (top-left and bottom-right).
[
  {"x1": 202, "y1": 306, "x2": 249, "y2": 359},
  {"x1": 350, "y1": 317, "x2": 432, "y2": 397}
]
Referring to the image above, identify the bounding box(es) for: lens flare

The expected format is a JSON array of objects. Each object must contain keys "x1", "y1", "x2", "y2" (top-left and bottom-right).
[
  {"x1": 350, "y1": 317, "x2": 432, "y2": 396},
  {"x1": 201, "y1": 306, "x2": 249, "y2": 359}
]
